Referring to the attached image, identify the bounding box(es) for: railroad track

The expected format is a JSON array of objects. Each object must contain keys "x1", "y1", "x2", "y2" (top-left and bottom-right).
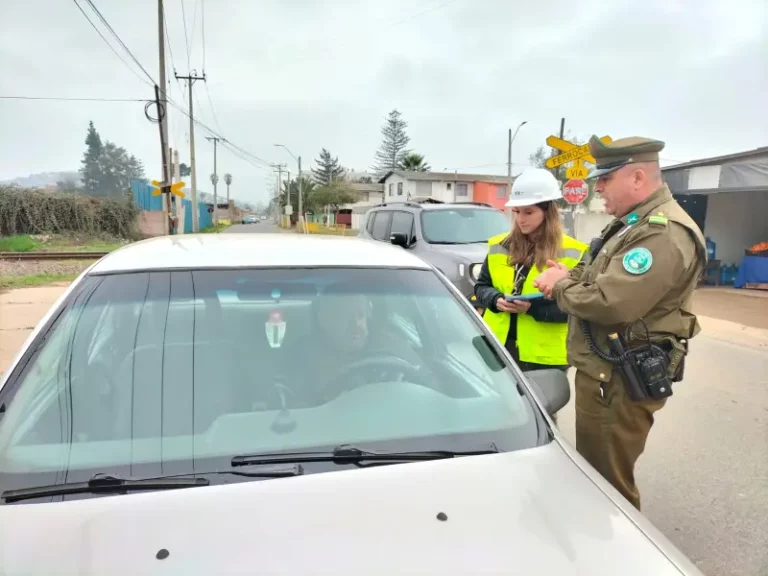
[{"x1": 0, "y1": 251, "x2": 109, "y2": 261}]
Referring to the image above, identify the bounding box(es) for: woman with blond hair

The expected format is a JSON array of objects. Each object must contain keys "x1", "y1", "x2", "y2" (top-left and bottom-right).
[{"x1": 473, "y1": 168, "x2": 588, "y2": 372}]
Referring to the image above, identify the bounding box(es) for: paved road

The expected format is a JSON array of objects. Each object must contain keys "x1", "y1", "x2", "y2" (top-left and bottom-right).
[
  {"x1": 226, "y1": 221, "x2": 283, "y2": 234},
  {"x1": 557, "y1": 335, "x2": 768, "y2": 576}
]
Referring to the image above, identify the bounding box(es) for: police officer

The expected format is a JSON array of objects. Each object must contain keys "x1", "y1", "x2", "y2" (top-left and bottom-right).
[{"x1": 534, "y1": 135, "x2": 707, "y2": 511}]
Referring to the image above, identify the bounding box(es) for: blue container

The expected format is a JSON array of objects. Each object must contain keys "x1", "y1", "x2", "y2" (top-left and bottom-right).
[
  {"x1": 719, "y1": 264, "x2": 729, "y2": 285},
  {"x1": 706, "y1": 237, "x2": 717, "y2": 261}
]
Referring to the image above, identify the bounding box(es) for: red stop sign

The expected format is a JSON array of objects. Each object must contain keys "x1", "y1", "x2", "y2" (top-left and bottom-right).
[{"x1": 562, "y1": 179, "x2": 589, "y2": 205}]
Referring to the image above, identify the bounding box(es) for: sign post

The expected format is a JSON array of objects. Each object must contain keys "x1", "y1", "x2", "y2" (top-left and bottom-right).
[{"x1": 562, "y1": 179, "x2": 589, "y2": 205}]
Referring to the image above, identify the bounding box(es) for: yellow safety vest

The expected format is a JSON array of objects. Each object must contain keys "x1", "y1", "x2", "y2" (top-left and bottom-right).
[{"x1": 482, "y1": 233, "x2": 588, "y2": 365}]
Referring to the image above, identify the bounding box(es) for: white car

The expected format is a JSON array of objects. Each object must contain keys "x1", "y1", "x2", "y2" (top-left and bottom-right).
[{"x1": 0, "y1": 234, "x2": 703, "y2": 575}]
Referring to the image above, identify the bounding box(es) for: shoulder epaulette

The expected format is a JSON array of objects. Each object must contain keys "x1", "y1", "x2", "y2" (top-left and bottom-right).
[{"x1": 648, "y1": 215, "x2": 668, "y2": 227}]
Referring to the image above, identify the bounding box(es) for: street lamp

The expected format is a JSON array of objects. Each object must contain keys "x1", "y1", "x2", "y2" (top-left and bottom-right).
[
  {"x1": 508, "y1": 120, "x2": 527, "y2": 180},
  {"x1": 274, "y1": 144, "x2": 303, "y2": 231}
]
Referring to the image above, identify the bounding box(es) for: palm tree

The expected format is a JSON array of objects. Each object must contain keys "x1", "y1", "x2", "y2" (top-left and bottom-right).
[
  {"x1": 399, "y1": 152, "x2": 430, "y2": 172},
  {"x1": 224, "y1": 173, "x2": 232, "y2": 203}
]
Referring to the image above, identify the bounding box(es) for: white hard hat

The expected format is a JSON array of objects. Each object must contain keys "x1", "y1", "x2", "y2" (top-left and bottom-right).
[{"x1": 505, "y1": 168, "x2": 562, "y2": 208}]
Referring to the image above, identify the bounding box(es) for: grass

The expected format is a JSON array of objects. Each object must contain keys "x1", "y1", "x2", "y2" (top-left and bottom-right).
[
  {"x1": 0, "y1": 273, "x2": 79, "y2": 289},
  {"x1": 0, "y1": 234, "x2": 126, "y2": 253},
  {"x1": 199, "y1": 222, "x2": 231, "y2": 234}
]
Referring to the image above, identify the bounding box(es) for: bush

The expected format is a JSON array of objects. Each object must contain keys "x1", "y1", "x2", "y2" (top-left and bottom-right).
[{"x1": 0, "y1": 186, "x2": 138, "y2": 238}]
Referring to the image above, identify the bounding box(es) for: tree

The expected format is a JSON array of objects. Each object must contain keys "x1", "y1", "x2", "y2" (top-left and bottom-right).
[
  {"x1": 280, "y1": 176, "x2": 316, "y2": 212},
  {"x1": 308, "y1": 180, "x2": 357, "y2": 214},
  {"x1": 399, "y1": 152, "x2": 430, "y2": 172},
  {"x1": 95, "y1": 142, "x2": 145, "y2": 198},
  {"x1": 80, "y1": 121, "x2": 103, "y2": 195},
  {"x1": 311, "y1": 148, "x2": 345, "y2": 186},
  {"x1": 371, "y1": 109, "x2": 411, "y2": 176},
  {"x1": 224, "y1": 173, "x2": 233, "y2": 202},
  {"x1": 179, "y1": 163, "x2": 191, "y2": 177},
  {"x1": 78, "y1": 121, "x2": 145, "y2": 198}
]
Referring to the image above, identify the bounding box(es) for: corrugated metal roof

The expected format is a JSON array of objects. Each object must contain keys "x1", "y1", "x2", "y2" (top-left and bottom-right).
[{"x1": 662, "y1": 146, "x2": 768, "y2": 172}]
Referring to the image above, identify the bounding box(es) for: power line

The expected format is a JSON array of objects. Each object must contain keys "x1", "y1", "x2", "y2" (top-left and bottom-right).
[
  {"x1": 71, "y1": 0, "x2": 152, "y2": 88},
  {"x1": 81, "y1": 0, "x2": 155, "y2": 85},
  {"x1": 72, "y1": 0, "x2": 269, "y2": 174},
  {"x1": 0, "y1": 95, "x2": 148, "y2": 102},
  {"x1": 180, "y1": 0, "x2": 191, "y2": 69},
  {"x1": 201, "y1": 0, "x2": 207, "y2": 70}
]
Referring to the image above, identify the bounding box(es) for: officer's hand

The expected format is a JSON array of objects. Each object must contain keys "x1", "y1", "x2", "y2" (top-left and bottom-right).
[{"x1": 534, "y1": 260, "x2": 569, "y2": 298}]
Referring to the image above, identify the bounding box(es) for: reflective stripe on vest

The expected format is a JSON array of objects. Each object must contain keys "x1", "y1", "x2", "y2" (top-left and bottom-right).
[{"x1": 482, "y1": 233, "x2": 588, "y2": 366}]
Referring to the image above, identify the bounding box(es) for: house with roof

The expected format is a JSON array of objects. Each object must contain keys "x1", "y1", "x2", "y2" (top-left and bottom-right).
[{"x1": 377, "y1": 170, "x2": 512, "y2": 209}]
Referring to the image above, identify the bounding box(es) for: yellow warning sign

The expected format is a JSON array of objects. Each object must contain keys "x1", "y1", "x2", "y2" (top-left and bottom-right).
[
  {"x1": 545, "y1": 135, "x2": 612, "y2": 169},
  {"x1": 151, "y1": 180, "x2": 186, "y2": 198}
]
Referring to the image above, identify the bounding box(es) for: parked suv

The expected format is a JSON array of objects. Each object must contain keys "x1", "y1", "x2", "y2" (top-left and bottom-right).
[{"x1": 359, "y1": 201, "x2": 510, "y2": 303}]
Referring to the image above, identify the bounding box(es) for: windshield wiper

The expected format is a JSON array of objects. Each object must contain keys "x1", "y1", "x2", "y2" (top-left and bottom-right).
[
  {"x1": 231, "y1": 443, "x2": 500, "y2": 467},
  {"x1": 1, "y1": 473, "x2": 209, "y2": 504}
]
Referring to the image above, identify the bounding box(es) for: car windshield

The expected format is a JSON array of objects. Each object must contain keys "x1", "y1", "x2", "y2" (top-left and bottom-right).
[
  {"x1": 421, "y1": 208, "x2": 510, "y2": 244},
  {"x1": 0, "y1": 268, "x2": 538, "y2": 490}
]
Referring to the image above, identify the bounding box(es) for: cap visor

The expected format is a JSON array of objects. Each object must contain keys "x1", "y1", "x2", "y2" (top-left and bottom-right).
[{"x1": 586, "y1": 164, "x2": 623, "y2": 181}]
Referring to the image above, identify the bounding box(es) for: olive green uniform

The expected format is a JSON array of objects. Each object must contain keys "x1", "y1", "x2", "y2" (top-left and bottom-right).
[{"x1": 551, "y1": 136, "x2": 706, "y2": 510}]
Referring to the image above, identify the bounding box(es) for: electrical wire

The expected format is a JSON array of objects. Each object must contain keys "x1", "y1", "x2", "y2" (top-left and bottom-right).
[
  {"x1": 82, "y1": 0, "x2": 155, "y2": 85},
  {"x1": 180, "y1": 0, "x2": 192, "y2": 69},
  {"x1": 71, "y1": 0, "x2": 152, "y2": 88},
  {"x1": 0, "y1": 95, "x2": 148, "y2": 102}
]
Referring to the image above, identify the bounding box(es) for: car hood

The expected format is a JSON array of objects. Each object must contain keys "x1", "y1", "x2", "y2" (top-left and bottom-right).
[
  {"x1": 429, "y1": 242, "x2": 487, "y2": 263},
  {"x1": 0, "y1": 442, "x2": 697, "y2": 576}
]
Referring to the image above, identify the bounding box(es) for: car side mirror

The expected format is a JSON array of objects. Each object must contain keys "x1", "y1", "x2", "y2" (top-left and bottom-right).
[
  {"x1": 390, "y1": 232, "x2": 409, "y2": 248},
  {"x1": 525, "y1": 369, "x2": 571, "y2": 415}
]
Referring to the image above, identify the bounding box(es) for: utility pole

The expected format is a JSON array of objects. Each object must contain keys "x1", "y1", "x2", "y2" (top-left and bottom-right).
[
  {"x1": 297, "y1": 156, "x2": 304, "y2": 233},
  {"x1": 270, "y1": 163, "x2": 286, "y2": 225},
  {"x1": 158, "y1": 0, "x2": 171, "y2": 234},
  {"x1": 175, "y1": 71, "x2": 206, "y2": 232},
  {"x1": 206, "y1": 136, "x2": 223, "y2": 228}
]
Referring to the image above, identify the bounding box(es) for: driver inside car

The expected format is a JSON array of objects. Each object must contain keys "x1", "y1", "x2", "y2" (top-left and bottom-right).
[{"x1": 287, "y1": 289, "x2": 423, "y2": 405}]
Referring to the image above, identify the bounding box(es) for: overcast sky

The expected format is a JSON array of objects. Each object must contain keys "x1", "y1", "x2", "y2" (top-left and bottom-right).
[{"x1": 1, "y1": 0, "x2": 766, "y2": 205}]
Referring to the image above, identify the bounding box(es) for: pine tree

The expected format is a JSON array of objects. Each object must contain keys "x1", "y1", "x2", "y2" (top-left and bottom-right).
[
  {"x1": 80, "y1": 121, "x2": 103, "y2": 195},
  {"x1": 371, "y1": 109, "x2": 411, "y2": 177},
  {"x1": 311, "y1": 148, "x2": 345, "y2": 186}
]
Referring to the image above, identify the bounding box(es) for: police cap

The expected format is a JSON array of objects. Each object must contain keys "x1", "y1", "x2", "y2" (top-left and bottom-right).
[{"x1": 586, "y1": 136, "x2": 665, "y2": 180}]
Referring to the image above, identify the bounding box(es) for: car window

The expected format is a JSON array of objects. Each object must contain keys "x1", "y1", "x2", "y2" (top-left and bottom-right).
[
  {"x1": 370, "y1": 210, "x2": 392, "y2": 241},
  {"x1": 0, "y1": 268, "x2": 537, "y2": 485},
  {"x1": 421, "y1": 208, "x2": 509, "y2": 244},
  {"x1": 366, "y1": 211, "x2": 377, "y2": 234},
  {"x1": 390, "y1": 211, "x2": 414, "y2": 241}
]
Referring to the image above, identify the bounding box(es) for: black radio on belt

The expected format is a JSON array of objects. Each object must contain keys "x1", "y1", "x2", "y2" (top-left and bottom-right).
[{"x1": 632, "y1": 347, "x2": 673, "y2": 401}]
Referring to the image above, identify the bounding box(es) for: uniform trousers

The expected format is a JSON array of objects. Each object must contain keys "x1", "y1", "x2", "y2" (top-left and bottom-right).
[{"x1": 574, "y1": 369, "x2": 666, "y2": 510}]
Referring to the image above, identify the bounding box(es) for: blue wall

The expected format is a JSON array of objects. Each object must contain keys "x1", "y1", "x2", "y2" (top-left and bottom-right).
[{"x1": 132, "y1": 179, "x2": 212, "y2": 233}]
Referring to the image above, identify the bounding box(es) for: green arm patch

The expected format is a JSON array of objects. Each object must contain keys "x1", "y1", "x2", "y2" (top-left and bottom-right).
[{"x1": 648, "y1": 215, "x2": 668, "y2": 226}]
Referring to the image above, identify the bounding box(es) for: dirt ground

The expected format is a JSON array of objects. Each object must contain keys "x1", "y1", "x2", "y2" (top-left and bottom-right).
[{"x1": 693, "y1": 286, "x2": 768, "y2": 330}]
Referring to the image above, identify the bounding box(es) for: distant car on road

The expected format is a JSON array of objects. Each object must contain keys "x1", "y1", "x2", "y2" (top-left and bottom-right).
[
  {"x1": 359, "y1": 201, "x2": 510, "y2": 306},
  {"x1": 0, "y1": 234, "x2": 704, "y2": 575},
  {"x1": 242, "y1": 215, "x2": 258, "y2": 224}
]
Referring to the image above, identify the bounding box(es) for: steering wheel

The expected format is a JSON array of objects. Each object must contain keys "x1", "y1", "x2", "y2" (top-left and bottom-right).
[{"x1": 327, "y1": 355, "x2": 424, "y2": 396}]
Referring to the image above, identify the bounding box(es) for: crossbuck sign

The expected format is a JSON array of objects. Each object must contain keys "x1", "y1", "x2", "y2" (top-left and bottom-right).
[{"x1": 545, "y1": 135, "x2": 612, "y2": 179}]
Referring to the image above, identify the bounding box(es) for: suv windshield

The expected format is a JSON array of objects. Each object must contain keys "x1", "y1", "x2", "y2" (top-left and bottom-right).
[
  {"x1": 0, "y1": 268, "x2": 537, "y2": 491},
  {"x1": 421, "y1": 208, "x2": 510, "y2": 244}
]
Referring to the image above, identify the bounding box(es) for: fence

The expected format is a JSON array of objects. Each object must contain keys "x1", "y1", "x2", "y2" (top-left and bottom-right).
[{"x1": 132, "y1": 179, "x2": 212, "y2": 233}]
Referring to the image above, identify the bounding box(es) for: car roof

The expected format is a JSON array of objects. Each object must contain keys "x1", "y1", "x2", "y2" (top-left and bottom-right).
[
  {"x1": 369, "y1": 202, "x2": 500, "y2": 212},
  {"x1": 88, "y1": 234, "x2": 431, "y2": 274}
]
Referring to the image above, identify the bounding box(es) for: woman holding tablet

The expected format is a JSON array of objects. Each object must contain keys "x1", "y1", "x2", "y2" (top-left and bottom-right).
[{"x1": 474, "y1": 168, "x2": 588, "y2": 372}]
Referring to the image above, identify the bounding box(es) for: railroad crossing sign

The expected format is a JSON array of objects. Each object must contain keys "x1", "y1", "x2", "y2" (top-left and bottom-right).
[
  {"x1": 545, "y1": 135, "x2": 612, "y2": 170},
  {"x1": 562, "y1": 179, "x2": 589, "y2": 205},
  {"x1": 151, "y1": 180, "x2": 186, "y2": 198}
]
